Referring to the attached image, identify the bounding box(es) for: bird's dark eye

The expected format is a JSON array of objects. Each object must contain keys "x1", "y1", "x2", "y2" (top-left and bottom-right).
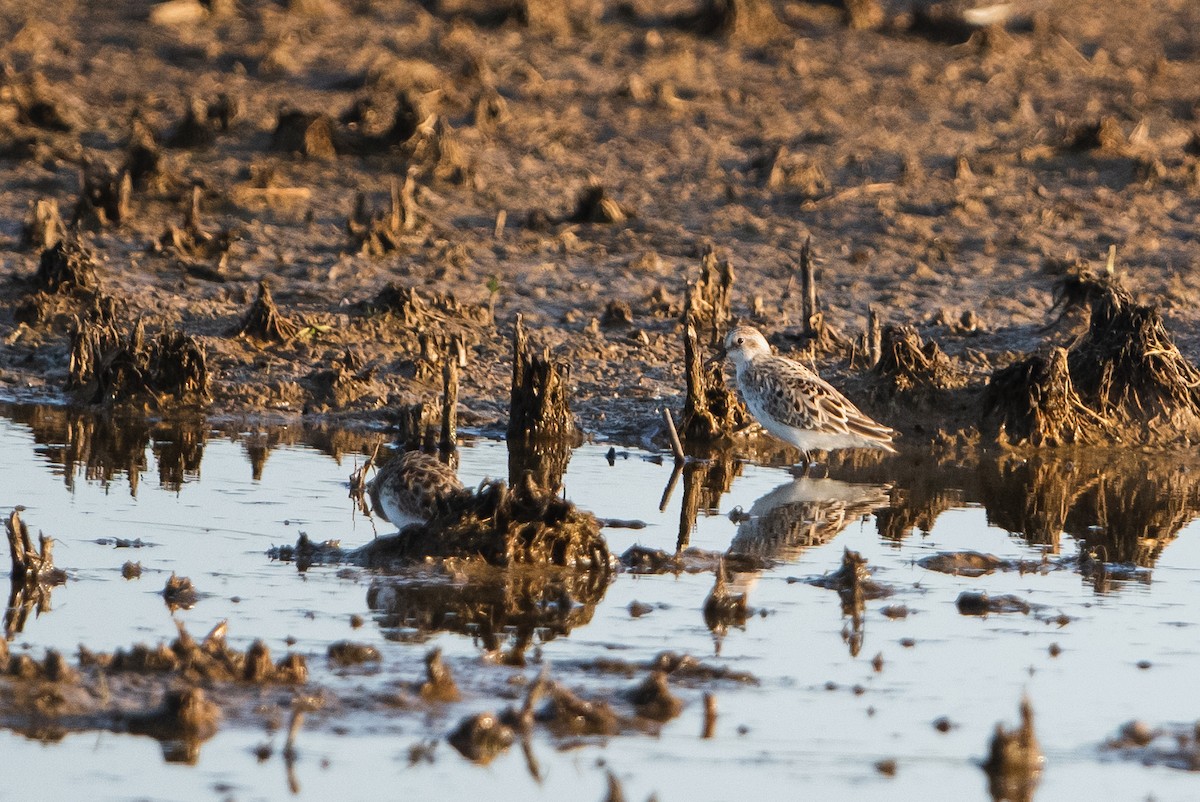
[{"x1": 736, "y1": 337, "x2": 744, "y2": 345}]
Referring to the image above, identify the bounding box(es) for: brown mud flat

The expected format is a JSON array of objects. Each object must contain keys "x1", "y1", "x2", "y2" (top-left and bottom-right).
[{"x1": 0, "y1": 0, "x2": 1197, "y2": 451}]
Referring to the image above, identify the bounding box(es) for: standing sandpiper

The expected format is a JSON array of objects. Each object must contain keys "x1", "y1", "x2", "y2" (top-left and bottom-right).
[
  {"x1": 367, "y1": 450, "x2": 465, "y2": 530},
  {"x1": 720, "y1": 326, "x2": 896, "y2": 463}
]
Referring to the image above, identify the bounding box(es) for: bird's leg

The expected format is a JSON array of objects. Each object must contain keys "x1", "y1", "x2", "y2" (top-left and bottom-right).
[{"x1": 789, "y1": 452, "x2": 812, "y2": 479}]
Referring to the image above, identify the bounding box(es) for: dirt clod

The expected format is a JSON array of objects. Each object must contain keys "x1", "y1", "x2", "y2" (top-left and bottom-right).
[
  {"x1": 447, "y1": 712, "x2": 514, "y2": 764},
  {"x1": 627, "y1": 670, "x2": 682, "y2": 722},
  {"x1": 326, "y1": 641, "x2": 381, "y2": 666},
  {"x1": 270, "y1": 109, "x2": 337, "y2": 158},
  {"x1": 982, "y1": 347, "x2": 1112, "y2": 447},
  {"x1": 872, "y1": 325, "x2": 962, "y2": 396},
  {"x1": 162, "y1": 573, "x2": 197, "y2": 610},
  {"x1": 72, "y1": 162, "x2": 131, "y2": 228},
  {"x1": 69, "y1": 319, "x2": 209, "y2": 406}
]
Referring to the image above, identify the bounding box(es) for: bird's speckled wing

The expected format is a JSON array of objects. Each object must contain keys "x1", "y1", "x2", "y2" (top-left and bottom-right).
[
  {"x1": 367, "y1": 451, "x2": 464, "y2": 522},
  {"x1": 741, "y1": 356, "x2": 894, "y2": 443}
]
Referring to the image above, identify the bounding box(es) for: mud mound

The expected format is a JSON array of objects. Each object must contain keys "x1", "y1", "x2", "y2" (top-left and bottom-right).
[
  {"x1": 367, "y1": 282, "x2": 481, "y2": 323},
  {"x1": 354, "y1": 472, "x2": 609, "y2": 570},
  {"x1": 20, "y1": 198, "x2": 65, "y2": 251},
  {"x1": 79, "y1": 622, "x2": 307, "y2": 684},
  {"x1": 346, "y1": 175, "x2": 419, "y2": 256}
]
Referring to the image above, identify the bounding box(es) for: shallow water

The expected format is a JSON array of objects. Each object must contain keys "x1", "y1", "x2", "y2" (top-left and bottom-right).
[{"x1": 1, "y1": 404, "x2": 1199, "y2": 801}]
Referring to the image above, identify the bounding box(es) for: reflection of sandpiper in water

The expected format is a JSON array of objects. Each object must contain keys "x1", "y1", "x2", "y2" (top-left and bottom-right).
[
  {"x1": 718, "y1": 326, "x2": 895, "y2": 465},
  {"x1": 729, "y1": 477, "x2": 891, "y2": 562}
]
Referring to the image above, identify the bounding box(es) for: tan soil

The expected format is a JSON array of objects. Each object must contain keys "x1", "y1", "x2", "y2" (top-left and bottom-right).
[{"x1": 1, "y1": 0, "x2": 1198, "y2": 446}]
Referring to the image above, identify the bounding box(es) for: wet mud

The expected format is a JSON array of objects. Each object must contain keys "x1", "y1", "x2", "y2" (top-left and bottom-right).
[{"x1": 0, "y1": 0, "x2": 1196, "y2": 454}]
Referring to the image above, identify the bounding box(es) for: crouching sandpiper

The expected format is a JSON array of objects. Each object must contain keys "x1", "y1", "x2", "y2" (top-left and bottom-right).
[{"x1": 367, "y1": 450, "x2": 465, "y2": 530}]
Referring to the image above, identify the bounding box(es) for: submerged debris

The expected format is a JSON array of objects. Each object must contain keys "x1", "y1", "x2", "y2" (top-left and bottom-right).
[
  {"x1": 982, "y1": 698, "x2": 1044, "y2": 802},
  {"x1": 367, "y1": 565, "x2": 607, "y2": 658},
  {"x1": 627, "y1": 670, "x2": 683, "y2": 722},
  {"x1": 233, "y1": 280, "x2": 299, "y2": 343},
  {"x1": 126, "y1": 687, "x2": 221, "y2": 743},
  {"x1": 5, "y1": 509, "x2": 67, "y2": 638},
  {"x1": 78, "y1": 621, "x2": 308, "y2": 684},
  {"x1": 326, "y1": 641, "x2": 381, "y2": 666},
  {"x1": 619, "y1": 544, "x2": 769, "y2": 575},
  {"x1": 917, "y1": 551, "x2": 1005, "y2": 577},
  {"x1": 540, "y1": 682, "x2": 623, "y2": 736},
  {"x1": 955, "y1": 591, "x2": 1034, "y2": 616},
  {"x1": 1103, "y1": 719, "x2": 1200, "y2": 772},
  {"x1": 807, "y1": 548, "x2": 893, "y2": 611},
  {"x1": 703, "y1": 560, "x2": 750, "y2": 635},
  {"x1": 420, "y1": 648, "x2": 460, "y2": 702}
]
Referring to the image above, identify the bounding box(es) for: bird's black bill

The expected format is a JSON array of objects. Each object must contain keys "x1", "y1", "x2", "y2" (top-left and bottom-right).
[{"x1": 704, "y1": 345, "x2": 727, "y2": 367}]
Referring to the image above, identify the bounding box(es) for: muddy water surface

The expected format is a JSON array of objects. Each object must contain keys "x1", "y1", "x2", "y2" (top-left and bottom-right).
[{"x1": 1, "y1": 404, "x2": 1199, "y2": 801}]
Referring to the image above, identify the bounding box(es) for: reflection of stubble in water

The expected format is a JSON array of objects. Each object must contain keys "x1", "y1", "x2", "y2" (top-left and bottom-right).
[{"x1": 367, "y1": 565, "x2": 611, "y2": 660}]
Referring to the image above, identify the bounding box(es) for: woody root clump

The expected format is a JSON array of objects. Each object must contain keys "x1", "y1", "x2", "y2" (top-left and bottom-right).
[
  {"x1": 68, "y1": 318, "x2": 209, "y2": 406},
  {"x1": 982, "y1": 263, "x2": 1200, "y2": 447}
]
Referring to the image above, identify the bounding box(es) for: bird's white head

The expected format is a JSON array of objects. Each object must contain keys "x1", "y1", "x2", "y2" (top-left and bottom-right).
[{"x1": 722, "y1": 326, "x2": 772, "y2": 369}]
